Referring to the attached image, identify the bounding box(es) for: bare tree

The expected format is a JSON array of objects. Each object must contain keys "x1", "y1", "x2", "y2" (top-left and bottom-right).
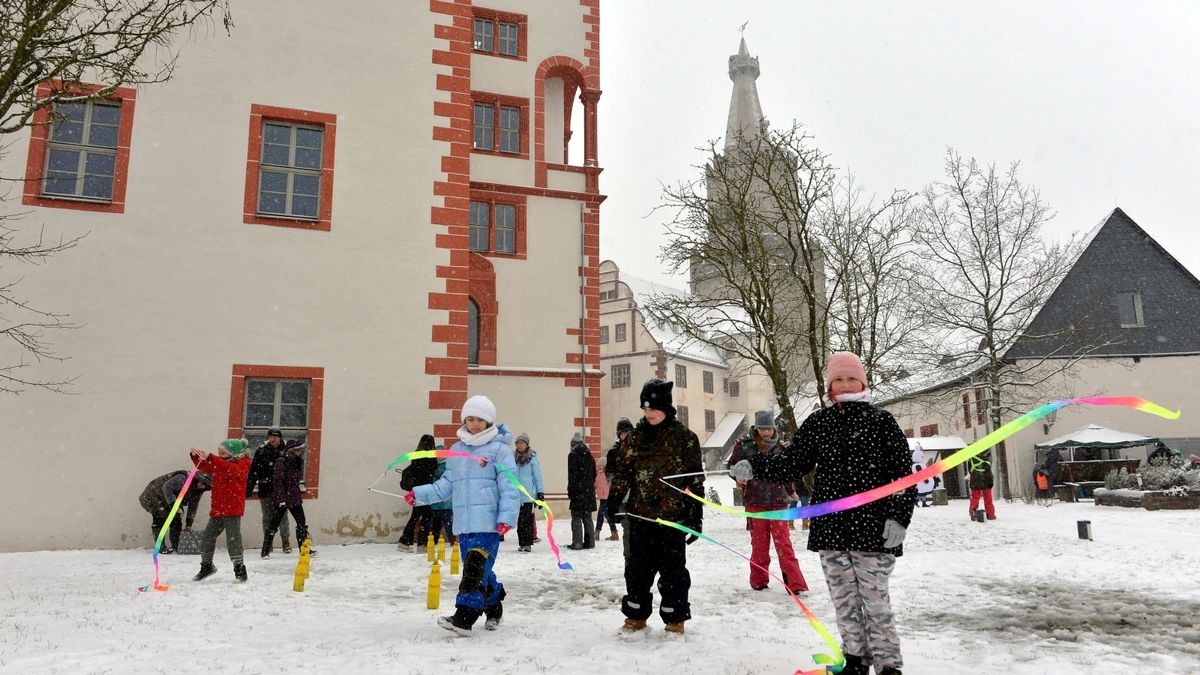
[
  {"x1": 0, "y1": 0, "x2": 232, "y2": 394},
  {"x1": 910, "y1": 149, "x2": 1082, "y2": 495}
]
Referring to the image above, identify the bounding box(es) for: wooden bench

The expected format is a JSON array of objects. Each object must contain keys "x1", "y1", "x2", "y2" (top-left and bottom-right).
[{"x1": 1061, "y1": 481, "x2": 1106, "y2": 501}]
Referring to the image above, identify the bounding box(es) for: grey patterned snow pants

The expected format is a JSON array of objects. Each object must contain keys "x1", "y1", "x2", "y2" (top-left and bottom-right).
[{"x1": 818, "y1": 550, "x2": 902, "y2": 670}]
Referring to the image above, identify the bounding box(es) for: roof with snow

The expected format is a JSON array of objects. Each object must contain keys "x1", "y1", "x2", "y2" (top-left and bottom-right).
[
  {"x1": 617, "y1": 272, "x2": 729, "y2": 368},
  {"x1": 702, "y1": 411, "x2": 747, "y2": 450},
  {"x1": 1034, "y1": 424, "x2": 1158, "y2": 449}
]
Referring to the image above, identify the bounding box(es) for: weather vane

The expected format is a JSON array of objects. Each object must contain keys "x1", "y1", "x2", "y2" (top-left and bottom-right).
[{"x1": 738, "y1": 21, "x2": 749, "y2": 35}]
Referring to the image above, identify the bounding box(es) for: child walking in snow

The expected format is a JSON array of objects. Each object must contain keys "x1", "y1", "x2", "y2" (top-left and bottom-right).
[
  {"x1": 408, "y1": 395, "x2": 519, "y2": 635},
  {"x1": 513, "y1": 432, "x2": 544, "y2": 553},
  {"x1": 732, "y1": 353, "x2": 915, "y2": 675},
  {"x1": 191, "y1": 439, "x2": 253, "y2": 583},
  {"x1": 727, "y1": 409, "x2": 809, "y2": 593},
  {"x1": 262, "y1": 438, "x2": 314, "y2": 556}
]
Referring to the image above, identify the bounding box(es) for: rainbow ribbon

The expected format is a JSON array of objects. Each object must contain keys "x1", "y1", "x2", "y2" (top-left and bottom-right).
[
  {"x1": 629, "y1": 513, "x2": 843, "y2": 674},
  {"x1": 137, "y1": 467, "x2": 200, "y2": 592},
  {"x1": 377, "y1": 449, "x2": 572, "y2": 571},
  {"x1": 674, "y1": 396, "x2": 1180, "y2": 521}
]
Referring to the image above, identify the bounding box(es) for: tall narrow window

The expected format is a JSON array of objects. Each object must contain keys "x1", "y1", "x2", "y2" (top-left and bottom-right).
[
  {"x1": 497, "y1": 21, "x2": 519, "y2": 56},
  {"x1": 675, "y1": 364, "x2": 688, "y2": 388},
  {"x1": 244, "y1": 105, "x2": 336, "y2": 230},
  {"x1": 244, "y1": 379, "x2": 311, "y2": 480},
  {"x1": 729, "y1": 380, "x2": 740, "y2": 397},
  {"x1": 499, "y1": 106, "x2": 520, "y2": 153},
  {"x1": 494, "y1": 204, "x2": 516, "y2": 253},
  {"x1": 615, "y1": 323, "x2": 627, "y2": 342},
  {"x1": 468, "y1": 299, "x2": 481, "y2": 365},
  {"x1": 703, "y1": 371, "x2": 714, "y2": 394},
  {"x1": 469, "y1": 201, "x2": 490, "y2": 252},
  {"x1": 975, "y1": 388, "x2": 986, "y2": 425},
  {"x1": 230, "y1": 365, "x2": 324, "y2": 498},
  {"x1": 1116, "y1": 291, "x2": 1144, "y2": 328},
  {"x1": 599, "y1": 326, "x2": 609, "y2": 344},
  {"x1": 611, "y1": 364, "x2": 630, "y2": 388},
  {"x1": 677, "y1": 405, "x2": 689, "y2": 428},
  {"x1": 473, "y1": 103, "x2": 495, "y2": 151},
  {"x1": 473, "y1": 17, "x2": 494, "y2": 52},
  {"x1": 962, "y1": 392, "x2": 972, "y2": 428},
  {"x1": 705, "y1": 409, "x2": 716, "y2": 432}
]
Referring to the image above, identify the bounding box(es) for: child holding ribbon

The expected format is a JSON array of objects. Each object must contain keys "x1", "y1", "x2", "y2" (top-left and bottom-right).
[
  {"x1": 407, "y1": 395, "x2": 519, "y2": 634},
  {"x1": 190, "y1": 439, "x2": 253, "y2": 583},
  {"x1": 731, "y1": 352, "x2": 915, "y2": 675}
]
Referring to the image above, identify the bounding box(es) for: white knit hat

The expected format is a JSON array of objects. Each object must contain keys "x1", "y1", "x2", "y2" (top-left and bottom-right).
[{"x1": 461, "y1": 395, "x2": 497, "y2": 424}]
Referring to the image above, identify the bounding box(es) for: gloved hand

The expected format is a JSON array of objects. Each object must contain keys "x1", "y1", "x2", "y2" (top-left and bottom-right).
[
  {"x1": 403, "y1": 492, "x2": 416, "y2": 506},
  {"x1": 497, "y1": 523, "x2": 512, "y2": 536},
  {"x1": 882, "y1": 519, "x2": 907, "y2": 548},
  {"x1": 729, "y1": 460, "x2": 754, "y2": 481},
  {"x1": 682, "y1": 501, "x2": 702, "y2": 545},
  {"x1": 535, "y1": 492, "x2": 544, "y2": 501}
]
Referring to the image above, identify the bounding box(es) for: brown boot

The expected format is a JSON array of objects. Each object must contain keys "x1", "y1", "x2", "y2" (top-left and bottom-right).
[
  {"x1": 607, "y1": 531, "x2": 619, "y2": 541},
  {"x1": 620, "y1": 618, "x2": 647, "y2": 633},
  {"x1": 802, "y1": 519, "x2": 810, "y2": 530},
  {"x1": 664, "y1": 622, "x2": 685, "y2": 635},
  {"x1": 788, "y1": 521, "x2": 795, "y2": 530}
]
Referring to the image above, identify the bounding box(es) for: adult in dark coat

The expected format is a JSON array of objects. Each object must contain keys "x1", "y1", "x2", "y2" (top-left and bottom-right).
[
  {"x1": 398, "y1": 434, "x2": 440, "y2": 548},
  {"x1": 139, "y1": 470, "x2": 212, "y2": 553},
  {"x1": 262, "y1": 438, "x2": 312, "y2": 556},
  {"x1": 246, "y1": 429, "x2": 292, "y2": 553},
  {"x1": 1043, "y1": 447, "x2": 1062, "y2": 484},
  {"x1": 567, "y1": 432, "x2": 597, "y2": 549},
  {"x1": 605, "y1": 417, "x2": 635, "y2": 554}
]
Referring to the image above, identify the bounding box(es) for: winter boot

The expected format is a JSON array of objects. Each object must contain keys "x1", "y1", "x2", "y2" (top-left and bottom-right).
[
  {"x1": 876, "y1": 668, "x2": 902, "y2": 675},
  {"x1": 840, "y1": 654, "x2": 870, "y2": 675},
  {"x1": 261, "y1": 541, "x2": 272, "y2": 558},
  {"x1": 233, "y1": 563, "x2": 248, "y2": 583},
  {"x1": 459, "y1": 548, "x2": 490, "y2": 593},
  {"x1": 484, "y1": 602, "x2": 503, "y2": 630},
  {"x1": 437, "y1": 605, "x2": 481, "y2": 636},
  {"x1": 664, "y1": 622, "x2": 685, "y2": 635},
  {"x1": 192, "y1": 562, "x2": 217, "y2": 582},
  {"x1": 620, "y1": 618, "x2": 647, "y2": 633},
  {"x1": 802, "y1": 519, "x2": 810, "y2": 530},
  {"x1": 607, "y1": 531, "x2": 619, "y2": 541}
]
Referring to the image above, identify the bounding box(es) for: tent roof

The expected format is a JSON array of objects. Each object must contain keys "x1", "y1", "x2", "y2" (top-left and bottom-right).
[
  {"x1": 907, "y1": 436, "x2": 968, "y2": 452},
  {"x1": 1034, "y1": 423, "x2": 1158, "y2": 449}
]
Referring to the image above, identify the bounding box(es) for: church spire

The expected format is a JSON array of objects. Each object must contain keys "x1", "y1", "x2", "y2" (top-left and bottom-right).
[{"x1": 725, "y1": 37, "x2": 764, "y2": 150}]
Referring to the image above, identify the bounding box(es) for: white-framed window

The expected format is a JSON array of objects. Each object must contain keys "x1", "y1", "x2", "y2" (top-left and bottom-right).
[
  {"x1": 599, "y1": 326, "x2": 609, "y2": 344},
  {"x1": 258, "y1": 121, "x2": 323, "y2": 220},
  {"x1": 705, "y1": 409, "x2": 716, "y2": 432},
  {"x1": 497, "y1": 20, "x2": 519, "y2": 56},
  {"x1": 675, "y1": 364, "x2": 688, "y2": 388},
  {"x1": 469, "y1": 201, "x2": 518, "y2": 254},
  {"x1": 473, "y1": 102, "x2": 522, "y2": 154},
  {"x1": 703, "y1": 371, "x2": 714, "y2": 393},
  {"x1": 1117, "y1": 291, "x2": 1144, "y2": 328},
  {"x1": 473, "y1": 17, "x2": 495, "y2": 52},
  {"x1": 43, "y1": 99, "x2": 121, "y2": 201},
  {"x1": 611, "y1": 363, "x2": 630, "y2": 388},
  {"x1": 615, "y1": 323, "x2": 627, "y2": 342},
  {"x1": 729, "y1": 379, "x2": 740, "y2": 397},
  {"x1": 244, "y1": 378, "x2": 311, "y2": 481}
]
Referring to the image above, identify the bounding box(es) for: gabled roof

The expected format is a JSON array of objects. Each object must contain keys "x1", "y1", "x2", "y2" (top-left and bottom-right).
[{"x1": 614, "y1": 272, "x2": 729, "y2": 369}]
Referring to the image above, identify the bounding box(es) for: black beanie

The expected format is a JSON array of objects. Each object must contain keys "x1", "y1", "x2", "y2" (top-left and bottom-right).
[
  {"x1": 639, "y1": 379, "x2": 675, "y2": 414},
  {"x1": 616, "y1": 417, "x2": 634, "y2": 434}
]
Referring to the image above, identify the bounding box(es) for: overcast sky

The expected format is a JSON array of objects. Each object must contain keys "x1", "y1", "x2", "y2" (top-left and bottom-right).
[{"x1": 597, "y1": 1, "x2": 1200, "y2": 287}]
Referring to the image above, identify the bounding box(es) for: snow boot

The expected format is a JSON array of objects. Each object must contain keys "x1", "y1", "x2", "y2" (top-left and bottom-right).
[
  {"x1": 260, "y1": 541, "x2": 271, "y2": 558},
  {"x1": 484, "y1": 602, "x2": 503, "y2": 630},
  {"x1": 664, "y1": 622, "x2": 685, "y2": 635},
  {"x1": 840, "y1": 654, "x2": 869, "y2": 675},
  {"x1": 233, "y1": 563, "x2": 248, "y2": 583},
  {"x1": 459, "y1": 547, "x2": 490, "y2": 593},
  {"x1": 607, "y1": 531, "x2": 619, "y2": 541},
  {"x1": 438, "y1": 605, "x2": 481, "y2": 636},
  {"x1": 192, "y1": 562, "x2": 217, "y2": 582},
  {"x1": 620, "y1": 618, "x2": 647, "y2": 633}
]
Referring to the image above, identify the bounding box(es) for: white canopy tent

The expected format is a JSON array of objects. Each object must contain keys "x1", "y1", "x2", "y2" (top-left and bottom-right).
[{"x1": 1035, "y1": 423, "x2": 1158, "y2": 450}]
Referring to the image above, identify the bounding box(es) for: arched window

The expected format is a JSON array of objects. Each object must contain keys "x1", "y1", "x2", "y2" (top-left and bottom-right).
[{"x1": 468, "y1": 298, "x2": 481, "y2": 365}]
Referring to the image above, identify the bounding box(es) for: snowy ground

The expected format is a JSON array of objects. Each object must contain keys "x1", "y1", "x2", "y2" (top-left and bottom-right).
[{"x1": 2, "y1": 496, "x2": 1199, "y2": 675}]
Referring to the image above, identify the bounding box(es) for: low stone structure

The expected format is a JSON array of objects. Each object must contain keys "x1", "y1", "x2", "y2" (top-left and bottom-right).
[{"x1": 1093, "y1": 487, "x2": 1200, "y2": 510}]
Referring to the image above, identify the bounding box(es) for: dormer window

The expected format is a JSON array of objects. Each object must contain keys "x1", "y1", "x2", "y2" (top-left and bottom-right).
[{"x1": 1116, "y1": 291, "x2": 1144, "y2": 328}]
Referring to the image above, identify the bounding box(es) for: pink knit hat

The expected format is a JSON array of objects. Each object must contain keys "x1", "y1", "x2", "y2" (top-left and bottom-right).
[{"x1": 825, "y1": 352, "x2": 868, "y2": 394}]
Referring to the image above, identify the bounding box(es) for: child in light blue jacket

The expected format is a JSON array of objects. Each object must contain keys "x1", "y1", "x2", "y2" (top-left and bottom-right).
[
  {"x1": 411, "y1": 395, "x2": 519, "y2": 635},
  {"x1": 513, "y1": 432, "x2": 544, "y2": 552}
]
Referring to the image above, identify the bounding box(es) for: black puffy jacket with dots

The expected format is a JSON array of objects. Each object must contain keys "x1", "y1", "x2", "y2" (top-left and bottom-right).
[{"x1": 748, "y1": 400, "x2": 916, "y2": 555}]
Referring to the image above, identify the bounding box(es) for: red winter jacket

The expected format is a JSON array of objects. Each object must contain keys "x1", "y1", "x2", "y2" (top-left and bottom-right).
[{"x1": 194, "y1": 454, "x2": 251, "y2": 517}]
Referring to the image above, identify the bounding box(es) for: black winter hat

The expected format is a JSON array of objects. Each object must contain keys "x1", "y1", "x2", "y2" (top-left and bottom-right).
[
  {"x1": 616, "y1": 417, "x2": 634, "y2": 434},
  {"x1": 267, "y1": 428, "x2": 282, "y2": 438},
  {"x1": 639, "y1": 379, "x2": 675, "y2": 414}
]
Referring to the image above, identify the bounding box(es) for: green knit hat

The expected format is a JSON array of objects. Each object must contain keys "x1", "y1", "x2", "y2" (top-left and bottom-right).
[{"x1": 220, "y1": 438, "x2": 248, "y2": 457}]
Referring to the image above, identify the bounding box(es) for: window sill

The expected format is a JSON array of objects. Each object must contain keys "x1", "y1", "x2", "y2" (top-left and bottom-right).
[
  {"x1": 472, "y1": 49, "x2": 527, "y2": 62},
  {"x1": 471, "y1": 147, "x2": 530, "y2": 161},
  {"x1": 23, "y1": 192, "x2": 123, "y2": 213},
  {"x1": 244, "y1": 212, "x2": 330, "y2": 231}
]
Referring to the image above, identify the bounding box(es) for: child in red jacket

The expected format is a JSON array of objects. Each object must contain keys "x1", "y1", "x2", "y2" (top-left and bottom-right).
[{"x1": 190, "y1": 439, "x2": 252, "y2": 583}]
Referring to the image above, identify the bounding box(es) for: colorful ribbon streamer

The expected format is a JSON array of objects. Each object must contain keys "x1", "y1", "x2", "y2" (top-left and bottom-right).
[
  {"x1": 137, "y1": 467, "x2": 200, "y2": 592},
  {"x1": 375, "y1": 449, "x2": 573, "y2": 571},
  {"x1": 674, "y1": 396, "x2": 1180, "y2": 521},
  {"x1": 627, "y1": 513, "x2": 843, "y2": 674}
]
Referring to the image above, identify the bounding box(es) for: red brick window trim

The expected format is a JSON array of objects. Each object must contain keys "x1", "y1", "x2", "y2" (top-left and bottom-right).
[
  {"x1": 23, "y1": 80, "x2": 137, "y2": 214},
  {"x1": 243, "y1": 104, "x2": 337, "y2": 231},
  {"x1": 469, "y1": 189, "x2": 527, "y2": 259},
  {"x1": 472, "y1": 7, "x2": 528, "y2": 61},
  {"x1": 903, "y1": 428, "x2": 914, "y2": 438},
  {"x1": 471, "y1": 91, "x2": 530, "y2": 159},
  {"x1": 228, "y1": 364, "x2": 325, "y2": 499}
]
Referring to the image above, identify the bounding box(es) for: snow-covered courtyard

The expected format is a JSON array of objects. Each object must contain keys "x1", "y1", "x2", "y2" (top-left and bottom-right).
[{"x1": 2, "y1": 498, "x2": 1198, "y2": 674}]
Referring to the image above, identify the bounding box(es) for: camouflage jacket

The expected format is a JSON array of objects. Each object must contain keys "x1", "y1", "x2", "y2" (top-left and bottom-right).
[{"x1": 607, "y1": 417, "x2": 704, "y2": 523}]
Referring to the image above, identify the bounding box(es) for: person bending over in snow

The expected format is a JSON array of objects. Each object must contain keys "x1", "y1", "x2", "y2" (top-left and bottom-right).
[
  {"x1": 731, "y1": 353, "x2": 915, "y2": 675},
  {"x1": 191, "y1": 439, "x2": 253, "y2": 583},
  {"x1": 607, "y1": 378, "x2": 704, "y2": 636},
  {"x1": 408, "y1": 395, "x2": 518, "y2": 635}
]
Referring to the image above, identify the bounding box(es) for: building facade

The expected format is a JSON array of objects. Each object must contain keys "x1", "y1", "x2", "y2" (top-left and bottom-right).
[{"x1": 0, "y1": 1, "x2": 604, "y2": 551}]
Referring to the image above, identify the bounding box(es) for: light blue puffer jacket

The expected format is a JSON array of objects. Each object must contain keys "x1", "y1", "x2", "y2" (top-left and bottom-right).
[
  {"x1": 413, "y1": 423, "x2": 519, "y2": 534},
  {"x1": 514, "y1": 450, "x2": 544, "y2": 504}
]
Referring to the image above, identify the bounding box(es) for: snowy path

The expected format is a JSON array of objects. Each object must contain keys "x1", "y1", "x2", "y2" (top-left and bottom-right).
[{"x1": 1, "y1": 501, "x2": 1198, "y2": 674}]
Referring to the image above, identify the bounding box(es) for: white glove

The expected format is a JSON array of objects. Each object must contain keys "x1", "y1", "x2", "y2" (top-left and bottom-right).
[
  {"x1": 882, "y1": 519, "x2": 906, "y2": 548},
  {"x1": 729, "y1": 460, "x2": 754, "y2": 481}
]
